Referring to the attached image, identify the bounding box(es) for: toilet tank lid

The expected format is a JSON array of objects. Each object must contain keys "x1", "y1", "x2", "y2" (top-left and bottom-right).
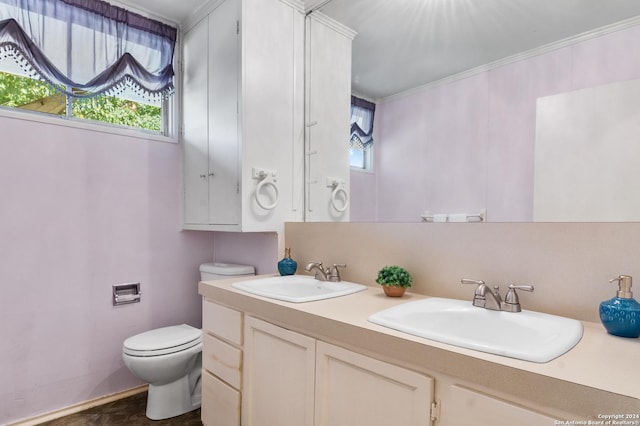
[{"x1": 200, "y1": 262, "x2": 255, "y2": 276}]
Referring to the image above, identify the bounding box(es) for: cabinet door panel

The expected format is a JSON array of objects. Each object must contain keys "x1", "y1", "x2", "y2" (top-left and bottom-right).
[
  {"x1": 305, "y1": 15, "x2": 352, "y2": 222},
  {"x1": 442, "y1": 385, "x2": 558, "y2": 426},
  {"x1": 242, "y1": 317, "x2": 315, "y2": 426},
  {"x1": 315, "y1": 341, "x2": 433, "y2": 426},
  {"x1": 242, "y1": 0, "x2": 303, "y2": 225},
  {"x1": 183, "y1": 16, "x2": 210, "y2": 225},
  {"x1": 208, "y1": 0, "x2": 240, "y2": 225},
  {"x1": 202, "y1": 370, "x2": 241, "y2": 426}
]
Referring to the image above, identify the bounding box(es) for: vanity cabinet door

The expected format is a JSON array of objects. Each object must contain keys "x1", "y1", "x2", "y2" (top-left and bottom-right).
[
  {"x1": 202, "y1": 370, "x2": 241, "y2": 426},
  {"x1": 440, "y1": 385, "x2": 558, "y2": 426},
  {"x1": 242, "y1": 317, "x2": 316, "y2": 426},
  {"x1": 315, "y1": 341, "x2": 435, "y2": 426}
]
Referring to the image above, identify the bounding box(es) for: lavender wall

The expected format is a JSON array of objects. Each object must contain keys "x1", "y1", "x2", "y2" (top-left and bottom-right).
[
  {"x1": 0, "y1": 115, "x2": 275, "y2": 424},
  {"x1": 354, "y1": 24, "x2": 640, "y2": 222}
]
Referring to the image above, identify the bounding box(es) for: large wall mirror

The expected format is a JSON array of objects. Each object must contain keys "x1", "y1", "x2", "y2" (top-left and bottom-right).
[{"x1": 315, "y1": 0, "x2": 640, "y2": 223}]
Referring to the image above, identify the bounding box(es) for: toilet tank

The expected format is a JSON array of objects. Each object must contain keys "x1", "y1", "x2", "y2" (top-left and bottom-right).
[{"x1": 199, "y1": 262, "x2": 255, "y2": 281}]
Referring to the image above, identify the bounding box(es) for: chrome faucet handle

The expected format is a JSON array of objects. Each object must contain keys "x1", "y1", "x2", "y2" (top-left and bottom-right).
[
  {"x1": 461, "y1": 279, "x2": 489, "y2": 296},
  {"x1": 461, "y1": 278, "x2": 485, "y2": 286},
  {"x1": 329, "y1": 264, "x2": 347, "y2": 282},
  {"x1": 503, "y1": 284, "x2": 534, "y2": 312}
]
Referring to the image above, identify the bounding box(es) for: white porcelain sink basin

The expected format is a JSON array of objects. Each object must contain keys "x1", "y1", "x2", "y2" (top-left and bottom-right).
[
  {"x1": 368, "y1": 297, "x2": 583, "y2": 363},
  {"x1": 231, "y1": 275, "x2": 367, "y2": 303}
]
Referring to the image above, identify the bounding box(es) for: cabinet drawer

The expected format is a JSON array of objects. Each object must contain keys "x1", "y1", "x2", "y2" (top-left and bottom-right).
[
  {"x1": 203, "y1": 333, "x2": 242, "y2": 389},
  {"x1": 203, "y1": 298, "x2": 243, "y2": 345},
  {"x1": 202, "y1": 370, "x2": 241, "y2": 426}
]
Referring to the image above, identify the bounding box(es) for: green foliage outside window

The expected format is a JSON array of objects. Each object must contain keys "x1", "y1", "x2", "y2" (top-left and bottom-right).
[
  {"x1": 0, "y1": 71, "x2": 162, "y2": 132},
  {"x1": 0, "y1": 72, "x2": 52, "y2": 108}
]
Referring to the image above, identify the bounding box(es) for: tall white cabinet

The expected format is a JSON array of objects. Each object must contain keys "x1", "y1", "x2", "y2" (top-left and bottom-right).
[
  {"x1": 304, "y1": 13, "x2": 356, "y2": 222},
  {"x1": 182, "y1": 0, "x2": 305, "y2": 232}
]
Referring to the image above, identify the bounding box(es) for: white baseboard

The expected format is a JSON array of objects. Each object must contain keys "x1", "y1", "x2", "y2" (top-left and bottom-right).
[{"x1": 8, "y1": 385, "x2": 148, "y2": 426}]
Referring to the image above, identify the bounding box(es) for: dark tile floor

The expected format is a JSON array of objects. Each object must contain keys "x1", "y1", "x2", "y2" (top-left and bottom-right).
[{"x1": 38, "y1": 392, "x2": 202, "y2": 425}]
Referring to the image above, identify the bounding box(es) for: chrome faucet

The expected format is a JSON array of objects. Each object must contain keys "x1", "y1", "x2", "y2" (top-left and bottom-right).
[
  {"x1": 305, "y1": 261, "x2": 347, "y2": 282},
  {"x1": 461, "y1": 279, "x2": 534, "y2": 312}
]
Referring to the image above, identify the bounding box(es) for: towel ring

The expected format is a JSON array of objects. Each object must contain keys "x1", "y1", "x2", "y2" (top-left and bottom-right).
[
  {"x1": 330, "y1": 184, "x2": 348, "y2": 213},
  {"x1": 255, "y1": 175, "x2": 279, "y2": 210}
]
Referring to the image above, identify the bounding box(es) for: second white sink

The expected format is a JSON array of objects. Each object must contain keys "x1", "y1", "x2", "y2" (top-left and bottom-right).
[
  {"x1": 368, "y1": 297, "x2": 583, "y2": 363},
  {"x1": 231, "y1": 275, "x2": 367, "y2": 303}
]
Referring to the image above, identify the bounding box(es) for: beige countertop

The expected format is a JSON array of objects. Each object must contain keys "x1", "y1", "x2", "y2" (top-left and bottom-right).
[{"x1": 199, "y1": 275, "x2": 640, "y2": 416}]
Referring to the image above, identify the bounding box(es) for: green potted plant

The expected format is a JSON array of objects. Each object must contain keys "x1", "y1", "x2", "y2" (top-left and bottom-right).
[{"x1": 376, "y1": 265, "x2": 412, "y2": 297}]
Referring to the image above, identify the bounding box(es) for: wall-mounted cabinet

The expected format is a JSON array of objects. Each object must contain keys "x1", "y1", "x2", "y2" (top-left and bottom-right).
[
  {"x1": 182, "y1": 0, "x2": 305, "y2": 232},
  {"x1": 304, "y1": 13, "x2": 355, "y2": 222}
]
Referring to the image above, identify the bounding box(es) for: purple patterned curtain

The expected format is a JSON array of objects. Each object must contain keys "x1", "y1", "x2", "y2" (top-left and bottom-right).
[
  {"x1": 350, "y1": 95, "x2": 376, "y2": 148},
  {"x1": 0, "y1": 0, "x2": 177, "y2": 101}
]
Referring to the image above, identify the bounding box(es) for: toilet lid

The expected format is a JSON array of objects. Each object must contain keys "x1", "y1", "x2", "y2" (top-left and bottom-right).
[{"x1": 123, "y1": 324, "x2": 202, "y2": 356}]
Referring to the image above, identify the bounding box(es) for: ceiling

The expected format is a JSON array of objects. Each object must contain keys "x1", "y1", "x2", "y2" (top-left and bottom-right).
[{"x1": 119, "y1": 0, "x2": 640, "y2": 100}]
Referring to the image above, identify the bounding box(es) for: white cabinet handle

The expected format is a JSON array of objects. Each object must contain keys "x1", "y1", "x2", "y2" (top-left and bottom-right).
[{"x1": 255, "y1": 174, "x2": 279, "y2": 210}]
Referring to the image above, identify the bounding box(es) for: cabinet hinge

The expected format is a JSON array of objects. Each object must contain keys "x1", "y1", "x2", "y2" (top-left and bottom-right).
[
  {"x1": 236, "y1": 20, "x2": 239, "y2": 35},
  {"x1": 430, "y1": 401, "x2": 440, "y2": 422}
]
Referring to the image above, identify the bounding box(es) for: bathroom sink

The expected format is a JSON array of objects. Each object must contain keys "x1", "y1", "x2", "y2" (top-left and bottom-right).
[
  {"x1": 231, "y1": 275, "x2": 367, "y2": 303},
  {"x1": 368, "y1": 297, "x2": 583, "y2": 363}
]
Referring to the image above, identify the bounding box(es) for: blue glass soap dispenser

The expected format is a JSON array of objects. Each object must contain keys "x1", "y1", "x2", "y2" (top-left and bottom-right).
[
  {"x1": 599, "y1": 275, "x2": 640, "y2": 338},
  {"x1": 277, "y1": 248, "x2": 297, "y2": 276}
]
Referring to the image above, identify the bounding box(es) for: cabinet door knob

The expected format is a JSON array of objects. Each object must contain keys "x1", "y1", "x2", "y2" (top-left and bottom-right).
[
  {"x1": 209, "y1": 172, "x2": 215, "y2": 177},
  {"x1": 200, "y1": 174, "x2": 207, "y2": 179}
]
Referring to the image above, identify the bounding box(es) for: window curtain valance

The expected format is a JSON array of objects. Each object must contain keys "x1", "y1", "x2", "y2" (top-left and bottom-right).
[
  {"x1": 350, "y1": 95, "x2": 375, "y2": 148},
  {"x1": 0, "y1": 0, "x2": 177, "y2": 102}
]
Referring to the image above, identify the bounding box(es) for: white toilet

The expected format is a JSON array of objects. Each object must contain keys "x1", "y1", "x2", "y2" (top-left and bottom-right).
[{"x1": 122, "y1": 262, "x2": 255, "y2": 420}]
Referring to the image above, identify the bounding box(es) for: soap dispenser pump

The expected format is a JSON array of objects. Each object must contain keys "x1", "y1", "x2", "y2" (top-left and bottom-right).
[{"x1": 599, "y1": 275, "x2": 640, "y2": 338}]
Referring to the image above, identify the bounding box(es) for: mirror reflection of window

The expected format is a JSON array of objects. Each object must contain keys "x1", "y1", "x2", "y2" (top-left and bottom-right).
[{"x1": 350, "y1": 95, "x2": 375, "y2": 170}]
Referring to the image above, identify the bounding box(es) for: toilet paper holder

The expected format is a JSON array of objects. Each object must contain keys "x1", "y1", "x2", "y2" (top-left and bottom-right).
[{"x1": 113, "y1": 282, "x2": 141, "y2": 306}]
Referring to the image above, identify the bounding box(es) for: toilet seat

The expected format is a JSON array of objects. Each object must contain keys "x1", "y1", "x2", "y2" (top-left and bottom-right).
[{"x1": 123, "y1": 324, "x2": 202, "y2": 357}]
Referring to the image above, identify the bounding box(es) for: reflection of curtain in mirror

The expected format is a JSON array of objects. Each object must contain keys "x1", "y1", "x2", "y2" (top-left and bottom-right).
[{"x1": 350, "y1": 95, "x2": 375, "y2": 168}]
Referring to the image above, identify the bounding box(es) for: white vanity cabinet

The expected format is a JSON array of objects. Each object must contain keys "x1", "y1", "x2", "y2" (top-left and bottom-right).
[
  {"x1": 241, "y1": 316, "x2": 434, "y2": 426},
  {"x1": 182, "y1": 0, "x2": 305, "y2": 232},
  {"x1": 304, "y1": 13, "x2": 355, "y2": 222},
  {"x1": 200, "y1": 294, "x2": 563, "y2": 426}
]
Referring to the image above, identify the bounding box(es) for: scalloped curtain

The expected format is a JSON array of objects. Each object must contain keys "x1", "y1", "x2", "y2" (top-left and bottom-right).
[
  {"x1": 350, "y1": 95, "x2": 376, "y2": 148},
  {"x1": 0, "y1": 0, "x2": 177, "y2": 102}
]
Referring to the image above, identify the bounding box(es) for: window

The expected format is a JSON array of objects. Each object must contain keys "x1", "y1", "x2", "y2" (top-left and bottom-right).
[
  {"x1": 0, "y1": 0, "x2": 176, "y2": 135},
  {"x1": 350, "y1": 95, "x2": 375, "y2": 170}
]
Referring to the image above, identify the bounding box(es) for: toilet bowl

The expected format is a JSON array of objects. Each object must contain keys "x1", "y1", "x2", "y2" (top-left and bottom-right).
[
  {"x1": 123, "y1": 324, "x2": 203, "y2": 420},
  {"x1": 122, "y1": 262, "x2": 255, "y2": 420}
]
